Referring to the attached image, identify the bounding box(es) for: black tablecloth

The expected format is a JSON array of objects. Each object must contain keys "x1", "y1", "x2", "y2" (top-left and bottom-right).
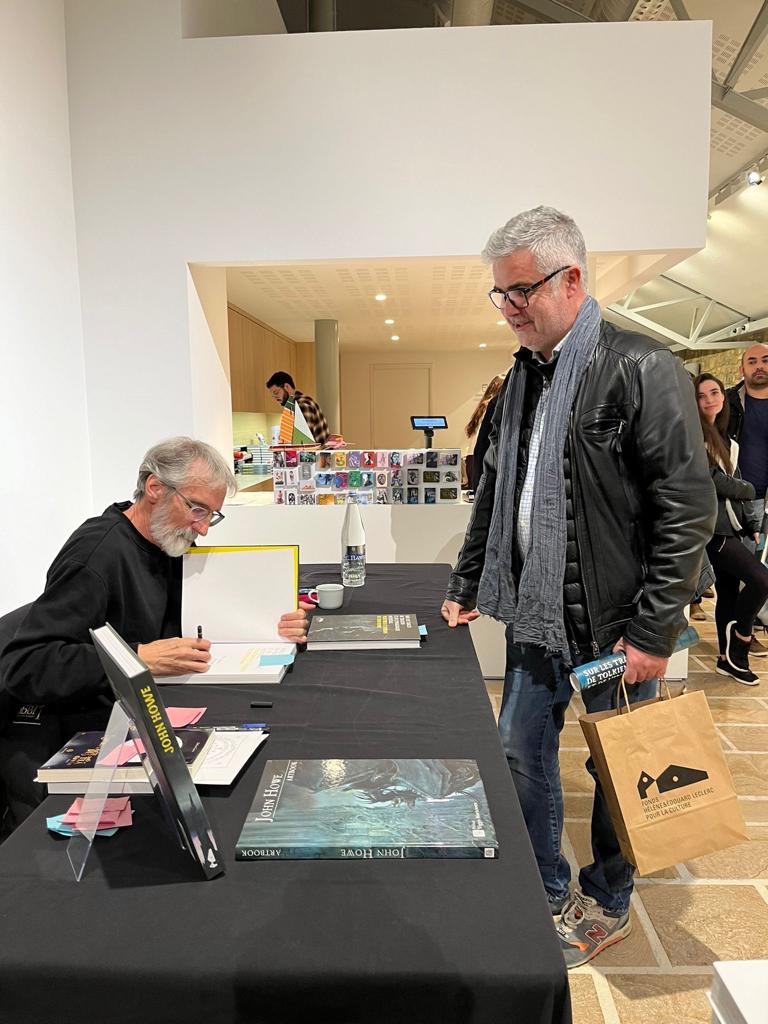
[{"x1": 0, "y1": 565, "x2": 570, "y2": 1024}]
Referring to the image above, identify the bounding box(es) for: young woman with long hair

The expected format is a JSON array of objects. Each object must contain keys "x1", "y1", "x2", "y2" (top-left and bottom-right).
[
  {"x1": 694, "y1": 372, "x2": 768, "y2": 684},
  {"x1": 465, "y1": 374, "x2": 506, "y2": 492}
]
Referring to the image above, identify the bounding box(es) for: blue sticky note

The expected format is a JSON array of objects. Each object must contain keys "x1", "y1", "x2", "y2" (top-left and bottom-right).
[
  {"x1": 419, "y1": 625, "x2": 428, "y2": 637},
  {"x1": 46, "y1": 814, "x2": 119, "y2": 838},
  {"x1": 260, "y1": 653, "x2": 296, "y2": 667}
]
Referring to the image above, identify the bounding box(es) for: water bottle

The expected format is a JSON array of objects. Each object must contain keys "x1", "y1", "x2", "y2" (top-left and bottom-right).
[{"x1": 341, "y1": 497, "x2": 366, "y2": 587}]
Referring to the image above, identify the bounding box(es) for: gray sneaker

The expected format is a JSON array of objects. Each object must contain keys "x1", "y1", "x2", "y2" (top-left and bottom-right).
[
  {"x1": 547, "y1": 891, "x2": 569, "y2": 921},
  {"x1": 556, "y1": 889, "x2": 631, "y2": 968}
]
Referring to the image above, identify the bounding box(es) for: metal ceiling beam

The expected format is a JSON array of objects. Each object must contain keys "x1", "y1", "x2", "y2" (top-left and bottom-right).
[
  {"x1": 617, "y1": 2, "x2": 641, "y2": 19},
  {"x1": 668, "y1": 0, "x2": 689, "y2": 19},
  {"x1": 506, "y1": 0, "x2": 593, "y2": 23},
  {"x1": 741, "y1": 86, "x2": 768, "y2": 100},
  {"x1": 722, "y1": 0, "x2": 768, "y2": 91},
  {"x1": 711, "y1": 80, "x2": 768, "y2": 135}
]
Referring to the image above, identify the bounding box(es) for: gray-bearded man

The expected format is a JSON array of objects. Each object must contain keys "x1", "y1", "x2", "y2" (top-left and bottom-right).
[{"x1": 0, "y1": 436, "x2": 308, "y2": 833}]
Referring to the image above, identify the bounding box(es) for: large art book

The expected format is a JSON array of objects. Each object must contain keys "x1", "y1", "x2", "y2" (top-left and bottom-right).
[
  {"x1": 235, "y1": 758, "x2": 498, "y2": 860},
  {"x1": 177, "y1": 545, "x2": 299, "y2": 683},
  {"x1": 91, "y1": 623, "x2": 224, "y2": 879},
  {"x1": 306, "y1": 613, "x2": 421, "y2": 650}
]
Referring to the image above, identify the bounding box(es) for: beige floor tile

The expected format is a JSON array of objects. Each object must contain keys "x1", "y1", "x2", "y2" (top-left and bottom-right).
[
  {"x1": 739, "y1": 798, "x2": 768, "y2": 822},
  {"x1": 567, "y1": 974, "x2": 604, "y2": 1024},
  {"x1": 719, "y1": 724, "x2": 768, "y2": 750},
  {"x1": 686, "y1": 673, "x2": 768, "y2": 698},
  {"x1": 726, "y1": 752, "x2": 768, "y2": 796},
  {"x1": 641, "y1": 884, "x2": 768, "y2": 965},
  {"x1": 564, "y1": 793, "x2": 594, "y2": 820},
  {"x1": 708, "y1": 699, "x2": 768, "y2": 725},
  {"x1": 607, "y1": 974, "x2": 713, "y2": 1024},
  {"x1": 561, "y1": 723, "x2": 588, "y2": 749},
  {"x1": 685, "y1": 825, "x2": 768, "y2": 879},
  {"x1": 560, "y1": 749, "x2": 594, "y2": 796}
]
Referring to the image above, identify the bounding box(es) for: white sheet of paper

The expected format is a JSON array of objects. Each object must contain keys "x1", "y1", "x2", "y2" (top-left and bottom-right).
[
  {"x1": 206, "y1": 642, "x2": 295, "y2": 677},
  {"x1": 193, "y1": 731, "x2": 268, "y2": 786},
  {"x1": 182, "y1": 545, "x2": 298, "y2": 643}
]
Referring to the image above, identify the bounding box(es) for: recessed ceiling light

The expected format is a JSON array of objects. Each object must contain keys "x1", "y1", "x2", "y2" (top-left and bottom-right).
[
  {"x1": 384, "y1": 319, "x2": 395, "y2": 325},
  {"x1": 479, "y1": 343, "x2": 487, "y2": 349},
  {"x1": 390, "y1": 335, "x2": 400, "y2": 342},
  {"x1": 496, "y1": 320, "x2": 505, "y2": 326},
  {"x1": 746, "y1": 170, "x2": 763, "y2": 186},
  {"x1": 375, "y1": 293, "x2": 387, "y2": 301}
]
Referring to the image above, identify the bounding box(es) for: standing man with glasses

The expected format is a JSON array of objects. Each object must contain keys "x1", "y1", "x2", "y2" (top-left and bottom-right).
[
  {"x1": 0, "y1": 437, "x2": 309, "y2": 834},
  {"x1": 441, "y1": 206, "x2": 715, "y2": 966}
]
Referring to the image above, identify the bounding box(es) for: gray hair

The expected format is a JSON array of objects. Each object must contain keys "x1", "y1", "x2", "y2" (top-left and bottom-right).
[
  {"x1": 133, "y1": 436, "x2": 237, "y2": 500},
  {"x1": 482, "y1": 206, "x2": 589, "y2": 289}
]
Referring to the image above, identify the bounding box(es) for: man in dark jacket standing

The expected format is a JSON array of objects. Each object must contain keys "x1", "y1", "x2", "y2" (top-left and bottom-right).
[
  {"x1": 726, "y1": 343, "x2": 768, "y2": 652},
  {"x1": 441, "y1": 206, "x2": 715, "y2": 967}
]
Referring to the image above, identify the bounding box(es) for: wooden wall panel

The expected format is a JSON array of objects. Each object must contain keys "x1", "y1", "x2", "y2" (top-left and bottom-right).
[{"x1": 228, "y1": 305, "x2": 303, "y2": 413}]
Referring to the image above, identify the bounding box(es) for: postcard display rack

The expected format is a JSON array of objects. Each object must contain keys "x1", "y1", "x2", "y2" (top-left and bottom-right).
[{"x1": 272, "y1": 449, "x2": 462, "y2": 506}]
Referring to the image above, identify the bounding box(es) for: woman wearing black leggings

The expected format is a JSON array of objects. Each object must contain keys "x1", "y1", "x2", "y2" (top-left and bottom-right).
[{"x1": 695, "y1": 373, "x2": 768, "y2": 684}]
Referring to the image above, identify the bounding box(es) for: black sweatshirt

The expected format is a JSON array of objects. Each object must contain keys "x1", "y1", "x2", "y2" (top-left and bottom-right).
[{"x1": 1, "y1": 502, "x2": 182, "y2": 710}]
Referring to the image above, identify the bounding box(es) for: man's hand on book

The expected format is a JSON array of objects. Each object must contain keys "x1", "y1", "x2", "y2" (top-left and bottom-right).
[
  {"x1": 440, "y1": 600, "x2": 480, "y2": 627},
  {"x1": 138, "y1": 637, "x2": 211, "y2": 675},
  {"x1": 278, "y1": 602, "x2": 313, "y2": 643}
]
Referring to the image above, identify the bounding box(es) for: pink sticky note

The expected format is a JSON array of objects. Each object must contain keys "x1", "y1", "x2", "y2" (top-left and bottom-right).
[
  {"x1": 63, "y1": 796, "x2": 132, "y2": 828},
  {"x1": 99, "y1": 738, "x2": 146, "y2": 767},
  {"x1": 167, "y1": 707, "x2": 206, "y2": 728}
]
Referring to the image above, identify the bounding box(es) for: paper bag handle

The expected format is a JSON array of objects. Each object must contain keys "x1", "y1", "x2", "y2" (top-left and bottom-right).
[{"x1": 616, "y1": 675, "x2": 672, "y2": 715}]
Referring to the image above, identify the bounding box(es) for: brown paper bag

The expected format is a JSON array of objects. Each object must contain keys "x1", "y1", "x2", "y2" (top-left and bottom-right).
[{"x1": 579, "y1": 685, "x2": 748, "y2": 875}]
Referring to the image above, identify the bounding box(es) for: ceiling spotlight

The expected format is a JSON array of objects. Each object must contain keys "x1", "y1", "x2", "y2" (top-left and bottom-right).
[
  {"x1": 479, "y1": 343, "x2": 487, "y2": 349},
  {"x1": 747, "y1": 170, "x2": 763, "y2": 186},
  {"x1": 374, "y1": 293, "x2": 387, "y2": 301},
  {"x1": 384, "y1": 319, "x2": 395, "y2": 325},
  {"x1": 496, "y1": 320, "x2": 505, "y2": 326},
  {"x1": 390, "y1": 335, "x2": 400, "y2": 342}
]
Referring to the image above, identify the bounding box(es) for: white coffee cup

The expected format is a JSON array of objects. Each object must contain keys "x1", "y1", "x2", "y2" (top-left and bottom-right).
[{"x1": 309, "y1": 583, "x2": 344, "y2": 610}]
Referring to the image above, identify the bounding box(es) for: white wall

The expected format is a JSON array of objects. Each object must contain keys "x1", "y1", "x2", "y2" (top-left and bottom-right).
[
  {"x1": 4, "y1": 5, "x2": 712, "y2": 605},
  {"x1": 59, "y1": 3, "x2": 711, "y2": 514},
  {"x1": 0, "y1": 0, "x2": 91, "y2": 613}
]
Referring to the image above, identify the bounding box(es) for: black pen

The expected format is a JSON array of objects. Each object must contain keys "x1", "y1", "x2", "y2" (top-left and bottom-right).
[
  {"x1": 197, "y1": 625, "x2": 203, "y2": 640},
  {"x1": 250, "y1": 701, "x2": 273, "y2": 708}
]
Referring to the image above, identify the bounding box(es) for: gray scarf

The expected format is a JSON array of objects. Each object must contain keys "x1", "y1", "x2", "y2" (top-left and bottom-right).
[{"x1": 476, "y1": 296, "x2": 602, "y2": 661}]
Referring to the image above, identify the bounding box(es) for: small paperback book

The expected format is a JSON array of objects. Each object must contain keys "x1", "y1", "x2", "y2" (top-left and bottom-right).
[
  {"x1": 235, "y1": 758, "x2": 498, "y2": 860},
  {"x1": 306, "y1": 613, "x2": 420, "y2": 651}
]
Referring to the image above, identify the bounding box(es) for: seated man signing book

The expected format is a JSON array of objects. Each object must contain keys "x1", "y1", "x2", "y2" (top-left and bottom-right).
[{"x1": 0, "y1": 436, "x2": 309, "y2": 833}]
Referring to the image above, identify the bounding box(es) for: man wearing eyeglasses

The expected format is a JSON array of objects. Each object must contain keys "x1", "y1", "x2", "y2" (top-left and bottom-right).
[
  {"x1": 441, "y1": 206, "x2": 715, "y2": 966},
  {"x1": 0, "y1": 436, "x2": 309, "y2": 833}
]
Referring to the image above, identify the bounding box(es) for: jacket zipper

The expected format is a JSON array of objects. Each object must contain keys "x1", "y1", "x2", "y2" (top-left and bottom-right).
[{"x1": 569, "y1": 409, "x2": 600, "y2": 658}]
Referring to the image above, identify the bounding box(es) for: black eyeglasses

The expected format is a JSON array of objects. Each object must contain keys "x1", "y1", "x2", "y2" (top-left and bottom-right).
[
  {"x1": 488, "y1": 265, "x2": 571, "y2": 311},
  {"x1": 167, "y1": 485, "x2": 225, "y2": 527}
]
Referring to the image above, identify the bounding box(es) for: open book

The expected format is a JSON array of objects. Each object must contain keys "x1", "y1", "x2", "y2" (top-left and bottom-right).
[{"x1": 172, "y1": 545, "x2": 300, "y2": 684}]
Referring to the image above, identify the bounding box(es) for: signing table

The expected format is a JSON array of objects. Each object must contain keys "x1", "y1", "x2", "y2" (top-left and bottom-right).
[{"x1": 0, "y1": 565, "x2": 570, "y2": 1024}]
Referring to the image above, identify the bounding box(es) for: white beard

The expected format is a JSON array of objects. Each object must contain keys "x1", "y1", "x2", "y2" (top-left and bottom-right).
[{"x1": 149, "y1": 499, "x2": 197, "y2": 557}]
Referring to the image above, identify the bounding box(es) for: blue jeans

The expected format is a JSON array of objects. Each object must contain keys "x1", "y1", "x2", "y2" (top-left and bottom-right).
[{"x1": 498, "y1": 631, "x2": 657, "y2": 915}]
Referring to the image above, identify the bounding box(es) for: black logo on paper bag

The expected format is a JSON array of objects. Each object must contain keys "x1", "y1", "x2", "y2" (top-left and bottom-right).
[{"x1": 637, "y1": 764, "x2": 709, "y2": 800}]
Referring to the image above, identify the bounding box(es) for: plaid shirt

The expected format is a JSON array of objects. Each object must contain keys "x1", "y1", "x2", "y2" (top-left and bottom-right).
[{"x1": 294, "y1": 391, "x2": 330, "y2": 445}]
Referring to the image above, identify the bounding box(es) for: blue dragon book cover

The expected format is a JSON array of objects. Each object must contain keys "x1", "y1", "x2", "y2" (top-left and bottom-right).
[{"x1": 235, "y1": 758, "x2": 499, "y2": 859}]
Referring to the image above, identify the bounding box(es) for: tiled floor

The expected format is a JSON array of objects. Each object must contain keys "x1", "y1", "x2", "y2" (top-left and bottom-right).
[{"x1": 485, "y1": 601, "x2": 768, "y2": 1024}]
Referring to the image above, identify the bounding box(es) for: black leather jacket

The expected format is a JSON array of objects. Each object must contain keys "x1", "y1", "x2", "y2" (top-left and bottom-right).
[{"x1": 447, "y1": 321, "x2": 717, "y2": 658}]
